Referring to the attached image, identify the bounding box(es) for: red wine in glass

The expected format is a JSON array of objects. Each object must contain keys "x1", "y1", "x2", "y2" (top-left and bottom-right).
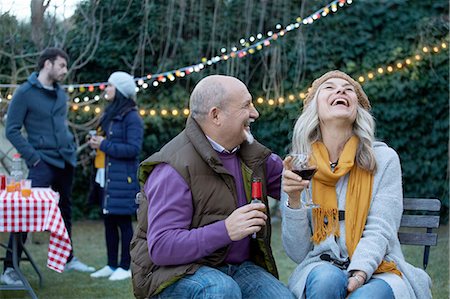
[
  {"x1": 292, "y1": 168, "x2": 317, "y2": 180},
  {"x1": 290, "y1": 153, "x2": 319, "y2": 208}
]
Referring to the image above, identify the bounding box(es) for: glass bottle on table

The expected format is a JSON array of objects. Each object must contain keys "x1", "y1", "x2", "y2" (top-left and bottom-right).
[{"x1": 10, "y1": 153, "x2": 24, "y2": 192}]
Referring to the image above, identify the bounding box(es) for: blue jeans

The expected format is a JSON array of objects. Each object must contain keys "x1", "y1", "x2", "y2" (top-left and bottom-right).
[
  {"x1": 305, "y1": 263, "x2": 394, "y2": 299},
  {"x1": 153, "y1": 261, "x2": 295, "y2": 299}
]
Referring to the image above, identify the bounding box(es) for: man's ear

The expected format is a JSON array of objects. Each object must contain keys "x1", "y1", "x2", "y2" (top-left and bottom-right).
[
  {"x1": 44, "y1": 59, "x2": 52, "y2": 70},
  {"x1": 209, "y1": 107, "x2": 221, "y2": 125}
]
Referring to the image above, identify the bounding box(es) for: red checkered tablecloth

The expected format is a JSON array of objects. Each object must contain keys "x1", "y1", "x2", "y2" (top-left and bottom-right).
[{"x1": 0, "y1": 188, "x2": 72, "y2": 273}]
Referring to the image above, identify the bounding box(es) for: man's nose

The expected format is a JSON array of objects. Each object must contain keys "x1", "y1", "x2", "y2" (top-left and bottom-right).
[{"x1": 250, "y1": 104, "x2": 259, "y2": 119}]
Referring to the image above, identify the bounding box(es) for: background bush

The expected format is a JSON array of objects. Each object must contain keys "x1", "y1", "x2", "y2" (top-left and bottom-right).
[{"x1": 0, "y1": 0, "x2": 448, "y2": 220}]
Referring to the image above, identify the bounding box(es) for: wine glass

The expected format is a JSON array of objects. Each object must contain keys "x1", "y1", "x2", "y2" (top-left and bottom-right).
[{"x1": 290, "y1": 152, "x2": 319, "y2": 208}]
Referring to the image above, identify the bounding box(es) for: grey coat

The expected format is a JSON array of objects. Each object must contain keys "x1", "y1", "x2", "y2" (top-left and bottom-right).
[{"x1": 282, "y1": 142, "x2": 432, "y2": 299}]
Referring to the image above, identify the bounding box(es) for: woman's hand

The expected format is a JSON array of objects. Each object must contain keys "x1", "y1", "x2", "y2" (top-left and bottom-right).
[
  {"x1": 88, "y1": 136, "x2": 104, "y2": 149},
  {"x1": 347, "y1": 270, "x2": 367, "y2": 293},
  {"x1": 282, "y1": 156, "x2": 310, "y2": 209}
]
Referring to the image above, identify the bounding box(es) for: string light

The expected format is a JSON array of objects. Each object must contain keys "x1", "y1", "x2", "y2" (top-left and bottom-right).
[
  {"x1": 1, "y1": 0, "x2": 353, "y2": 95},
  {"x1": 1, "y1": 40, "x2": 447, "y2": 121}
]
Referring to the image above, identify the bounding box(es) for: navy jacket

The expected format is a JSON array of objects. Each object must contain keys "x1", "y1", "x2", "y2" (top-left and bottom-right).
[
  {"x1": 99, "y1": 107, "x2": 143, "y2": 215},
  {"x1": 6, "y1": 72, "x2": 76, "y2": 168}
]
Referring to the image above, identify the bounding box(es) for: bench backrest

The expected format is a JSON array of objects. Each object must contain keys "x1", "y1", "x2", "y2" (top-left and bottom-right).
[{"x1": 398, "y1": 198, "x2": 441, "y2": 270}]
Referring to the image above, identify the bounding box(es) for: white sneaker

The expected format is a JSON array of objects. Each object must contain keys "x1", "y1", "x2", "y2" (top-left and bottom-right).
[
  {"x1": 108, "y1": 267, "x2": 131, "y2": 281},
  {"x1": 0, "y1": 268, "x2": 24, "y2": 286},
  {"x1": 65, "y1": 257, "x2": 95, "y2": 272},
  {"x1": 90, "y1": 265, "x2": 115, "y2": 278}
]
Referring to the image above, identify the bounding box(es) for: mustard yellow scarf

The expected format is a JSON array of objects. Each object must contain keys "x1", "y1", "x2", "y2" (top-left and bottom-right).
[{"x1": 311, "y1": 136, "x2": 401, "y2": 276}]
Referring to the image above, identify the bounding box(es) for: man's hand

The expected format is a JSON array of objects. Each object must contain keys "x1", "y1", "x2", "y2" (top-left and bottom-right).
[{"x1": 225, "y1": 203, "x2": 267, "y2": 241}]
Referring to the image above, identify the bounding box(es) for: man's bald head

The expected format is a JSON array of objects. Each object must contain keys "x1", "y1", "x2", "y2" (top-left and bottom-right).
[{"x1": 189, "y1": 75, "x2": 246, "y2": 123}]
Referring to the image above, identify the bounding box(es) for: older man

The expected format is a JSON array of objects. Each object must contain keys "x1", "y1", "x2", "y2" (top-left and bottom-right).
[{"x1": 130, "y1": 75, "x2": 294, "y2": 298}]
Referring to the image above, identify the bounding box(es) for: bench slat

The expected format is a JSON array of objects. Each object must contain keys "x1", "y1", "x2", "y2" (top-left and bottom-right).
[
  {"x1": 398, "y1": 232, "x2": 438, "y2": 246},
  {"x1": 400, "y1": 215, "x2": 440, "y2": 228},
  {"x1": 403, "y1": 198, "x2": 441, "y2": 211}
]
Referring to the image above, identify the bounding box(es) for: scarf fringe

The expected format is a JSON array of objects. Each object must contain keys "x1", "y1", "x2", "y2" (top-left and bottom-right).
[
  {"x1": 375, "y1": 261, "x2": 403, "y2": 277},
  {"x1": 311, "y1": 208, "x2": 340, "y2": 244}
]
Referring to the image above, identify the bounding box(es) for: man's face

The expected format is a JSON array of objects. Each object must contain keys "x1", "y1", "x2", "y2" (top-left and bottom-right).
[
  {"x1": 219, "y1": 81, "x2": 259, "y2": 149},
  {"x1": 48, "y1": 56, "x2": 68, "y2": 83}
]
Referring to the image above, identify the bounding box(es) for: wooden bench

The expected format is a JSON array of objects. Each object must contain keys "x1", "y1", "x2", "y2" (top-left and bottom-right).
[{"x1": 398, "y1": 198, "x2": 441, "y2": 270}]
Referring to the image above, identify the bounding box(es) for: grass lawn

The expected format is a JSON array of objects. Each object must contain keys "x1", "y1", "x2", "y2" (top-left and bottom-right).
[{"x1": 0, "y1": 220, "x2": 448, "y2": 298}]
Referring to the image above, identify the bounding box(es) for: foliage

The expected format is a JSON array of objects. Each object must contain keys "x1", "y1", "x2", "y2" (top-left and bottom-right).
[{"x1": 0, "y1": 0, "x2": 448, "y2": 219}]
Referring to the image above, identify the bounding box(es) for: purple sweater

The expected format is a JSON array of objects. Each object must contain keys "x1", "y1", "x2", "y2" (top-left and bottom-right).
[{"x1": 145, "y1": 151, "x2": 282, "y2": 266}]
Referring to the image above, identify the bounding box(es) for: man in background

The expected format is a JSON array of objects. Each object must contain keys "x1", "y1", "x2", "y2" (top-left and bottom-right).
[{"x1": 1, "y1": 48, "x2": 94, "y2": 286}]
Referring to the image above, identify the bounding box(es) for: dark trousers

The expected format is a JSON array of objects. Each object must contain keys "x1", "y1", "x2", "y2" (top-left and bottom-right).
[
  {"x1": 4, "y1": 160, "x2": 75, "y2": 270},
  {"x1": 105, "y1": 214, "x2": 133, "y2": 270}
]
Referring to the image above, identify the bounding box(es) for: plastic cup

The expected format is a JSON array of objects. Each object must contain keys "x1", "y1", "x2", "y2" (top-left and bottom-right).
[
  {"x1": 6, "y1": 176, "x2": 16, "y2": 192},
  {"x1": 21, "y1": 179, "x2": 32, "y2": 197}
]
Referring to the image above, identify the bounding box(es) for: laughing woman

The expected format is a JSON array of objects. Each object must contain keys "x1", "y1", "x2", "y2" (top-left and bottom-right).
[
  {"x1": 281, "y1": 70, "x2": 431, "y2": 298},
  {"x1": 88, "y1": 71, "x2": 143, "y2": 281}
]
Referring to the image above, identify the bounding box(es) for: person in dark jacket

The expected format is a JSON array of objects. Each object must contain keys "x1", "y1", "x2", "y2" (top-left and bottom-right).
[
  {"x1": 130, "y1": 75, "x2": 295, "y2": 298},
  {"x1": 88, "y1": 71, "x2": 143, "y2": 281},
  {"x1": 2, "y1": 48, "x2": 94, "y2": 287}
]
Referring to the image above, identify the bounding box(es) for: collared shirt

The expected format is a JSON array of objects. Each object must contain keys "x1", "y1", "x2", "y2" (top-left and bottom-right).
[
  {"x1": 145, "y1": 147, "x2": 282, "y2": 266},
  {"x1": 206, "y1": 135, "x2": 239, "y2": 154}
]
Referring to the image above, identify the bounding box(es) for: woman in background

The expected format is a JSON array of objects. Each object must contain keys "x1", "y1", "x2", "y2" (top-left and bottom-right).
[
  {"x1": 281, "y1": 70, "x2": 431, "y2": 298},
  {"x1": 88, "y1": 71, "x2": 143, "y2": 281}
]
